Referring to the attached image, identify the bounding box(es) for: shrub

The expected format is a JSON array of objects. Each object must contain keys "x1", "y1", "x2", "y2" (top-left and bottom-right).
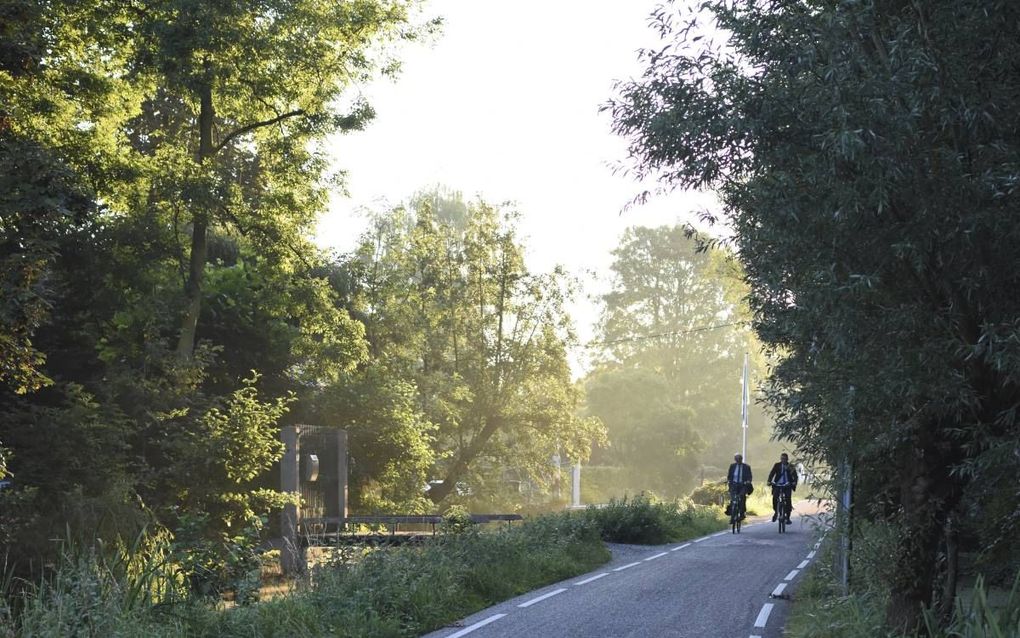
[
  {"x1": 689, "y1": 481, "x2": 727, "y2": 506},
  {"x1": 580, "y1": 493, "x2": 726, "y2": 544}
]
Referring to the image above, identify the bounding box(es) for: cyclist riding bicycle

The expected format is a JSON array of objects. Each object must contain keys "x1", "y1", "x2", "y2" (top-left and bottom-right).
[
  {"x1": 767, "y1": 453, "x2": 798, "y2": 524},
  {"x1": 726, "y1": 453, "x2": 753, "y2": 520}
]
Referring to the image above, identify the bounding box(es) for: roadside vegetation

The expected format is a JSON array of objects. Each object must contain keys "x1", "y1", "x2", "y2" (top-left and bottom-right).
[
  {"x1": 2, "y1": 499, "x2": 725, "y2": 637},
  {"x1": 609, "y1": 0, "x2": 1020, "y2": 632},
  {"x1": 785, "y1": 524, "x2": 1020, "y2": 638}
]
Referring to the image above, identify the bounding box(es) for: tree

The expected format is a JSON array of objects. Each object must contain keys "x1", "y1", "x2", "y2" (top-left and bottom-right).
[
  {"x1": 585, "y1": 225, "x2": 777, "y2": 495},
  {"x1": 347, "y1": 192, "x2": 605, "y2": 506},
  {"x1": 0, "y1": 0, "x2": 431, "y2": 587},
  {"x1": 608, "y1": 0, "x2": 1020, "y2": 630}
]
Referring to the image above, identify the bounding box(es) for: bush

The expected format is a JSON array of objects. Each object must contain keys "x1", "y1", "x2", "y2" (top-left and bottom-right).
[
  {"x1": 689, "y1": 481, "x2": 728, "y2": 506},
  {"x1": 7, "y1": 509, "x2": 611, "y2": 637},
  {"x1": 580, "y1": 493, "x2": 726, "y2": 544}
]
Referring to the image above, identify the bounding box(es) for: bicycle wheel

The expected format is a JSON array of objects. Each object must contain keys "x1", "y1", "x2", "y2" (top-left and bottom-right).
[{"x1": 778, "y1": 498, "x2": 786, "y2": 533}]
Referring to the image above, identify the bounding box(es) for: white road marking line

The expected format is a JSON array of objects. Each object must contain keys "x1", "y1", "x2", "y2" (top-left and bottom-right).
[
  {"x1": 713, "y1": 531, "x2": 727, "y2": 537},
  {"x1": 693, "y1": 537, "x2": 707, "y2": 543},
  {"x1": 671, "y1": 543, "x2": 692, "y2": 551},
  {"x1": 785, "y1": 569, "x2": 800, "y2": 581},
  {"x1": 518, "y1": 588, "x2": 567, "y2": 608},
  {"x1": 644, "y1": 552, "x2": 668, "y2": 561},
  {"x1": 807, "y1": 551, "x2": 816, "y2": 559},
  {"x1": 574, "y1": 573, "x2": 608, "y2": 586},
  {"x1": 754, "y1": 603, "x2": 774, "y2": 628},
  {"x1": 798, "y1": 560, "x2": 810, "y2": 569},
  {"x1": 751, "y1": 635, "x2": 763, "y2": 638},
  {"x1": 772, "y1": 583, "x2": 787, "y2": 597},
  {"x1": 613, "y1": 561, "x2": 642, "y2": 572},
  {"x1": 447, "y1": 613, "x2": 507, "y2": 637}
]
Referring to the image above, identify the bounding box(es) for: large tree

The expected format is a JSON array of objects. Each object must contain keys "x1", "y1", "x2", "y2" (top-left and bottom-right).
[
  {"x1": 0, "y1": 0, "x2": 432, "y2": 587},
  {"x1": 608, "y1": 0, "x2": 1020, "y2": 631},
  {"x1": 345, "y1": 193, "x2": 605, "y2": 506},
  {"x1": 586, "y1": 225, "x2": 777, "y2": 496}
]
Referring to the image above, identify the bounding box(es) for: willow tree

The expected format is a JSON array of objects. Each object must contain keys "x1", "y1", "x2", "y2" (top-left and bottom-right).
[
  {"x1": 347, "y1": 194, "x2": 605, "y2": 505},
  {"x1": 608, "y1": 0, "x2": 1020, "y2": 631}
]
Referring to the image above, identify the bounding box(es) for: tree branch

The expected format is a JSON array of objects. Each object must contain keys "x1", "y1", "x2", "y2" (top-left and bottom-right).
[{"x1": 213, "y1": 109, "x2": 306, "y2": 153}]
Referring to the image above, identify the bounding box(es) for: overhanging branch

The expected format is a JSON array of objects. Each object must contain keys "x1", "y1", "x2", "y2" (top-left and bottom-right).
[{"x1": 214, "y1": 109, "x2": 306, "y2": 153}]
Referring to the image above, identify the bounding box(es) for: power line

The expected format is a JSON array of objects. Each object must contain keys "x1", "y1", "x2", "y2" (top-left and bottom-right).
[{"x1": 585, "y1": 320, "x2": 749, "y2": 348}]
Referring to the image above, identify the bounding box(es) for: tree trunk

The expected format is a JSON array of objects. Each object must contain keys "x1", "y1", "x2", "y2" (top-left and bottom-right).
[
  {"x1": 176, "y1": 63, "x2": 214, "y2": 361},
  {"x1": 885, "y1": 468, "x2": 940, "y2": 633},
  {"x1": 427, "y1": 415, "x2": 504, "y2": 503}
]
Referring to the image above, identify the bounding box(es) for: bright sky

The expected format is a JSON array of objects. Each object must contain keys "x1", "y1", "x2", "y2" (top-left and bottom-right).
[{"x1": 315, "y1": 0, "x2": 720, "y2": 374}]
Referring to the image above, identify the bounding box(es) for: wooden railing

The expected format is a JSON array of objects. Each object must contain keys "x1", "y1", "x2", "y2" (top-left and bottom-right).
[{"x1": 298, "y1": 514, "x2": 523, "y2": 544}]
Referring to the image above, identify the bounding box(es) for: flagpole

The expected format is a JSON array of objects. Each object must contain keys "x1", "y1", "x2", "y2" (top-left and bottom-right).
[{"x1": 741, "y1": 352, "x2": 749, "y2": 461}]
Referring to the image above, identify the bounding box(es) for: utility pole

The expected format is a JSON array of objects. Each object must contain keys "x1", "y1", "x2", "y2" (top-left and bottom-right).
[{"x1": 741, "y1": 352, "x2": 749, "y2": 460}]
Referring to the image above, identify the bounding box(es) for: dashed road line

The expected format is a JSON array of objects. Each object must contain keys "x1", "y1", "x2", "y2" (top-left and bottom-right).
[
  {"x1": 784, "y1": 569, "x2": 800, "y2": 581},
  {"x1": 671, "y1": 543, "x2": 692, "y2": 551},
  {"x1": 446, "y1": 613, "x2": 507, "y2": 638},
  {"x1": 518, "y1": 588, "x2": 567, "y2": 608},
  {"x1": 753, "y1": 603, "x2": 774, "y2": 628},
  {"x1": 612, "y1": 561, "x2": 641, "y2": 572},
  {"x1": 573, "y1": 573, "x2": 608, "y2": 586},
  {"x1": 771, "y1": 583, "x2": 787, "y2": 597},
  {"x1": 693, "y1": 537, "x2": 707, "y2": 543},
  {"x1": 797, "y1": 560, "x2": 810, "y2": 569},
  {"x1": 807, "y1": 551, "x2": 816, "y2": 559},
  {"x1": 644, "y1": 552, "x2": 668, "y2": 561}
]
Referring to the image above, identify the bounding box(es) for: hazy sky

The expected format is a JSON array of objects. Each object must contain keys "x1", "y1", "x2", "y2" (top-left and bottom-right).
[{"x1": 315, "y1": 0, "x2": 719, "y2": 373}]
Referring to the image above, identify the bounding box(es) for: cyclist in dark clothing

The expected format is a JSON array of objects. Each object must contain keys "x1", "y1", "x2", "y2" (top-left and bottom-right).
[
  {"x1": 727, "y1": 453, "x2": 753, "y2": 520},
  {"x1": 767, "y1": 453, "x2": 798, "y2": 523}
]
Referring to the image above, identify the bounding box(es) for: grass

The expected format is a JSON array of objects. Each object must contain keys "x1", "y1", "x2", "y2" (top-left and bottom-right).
[
  {"x1": 5, "y1": 498, "x2": 727, "y2": 637},
  {"x1": 783, "y1": 522, "x2": 1020, "y2": 638}
]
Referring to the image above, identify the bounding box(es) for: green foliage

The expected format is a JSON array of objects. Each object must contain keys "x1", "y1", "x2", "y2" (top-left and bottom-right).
[
  {"x1": 7, "y1": 511, "x2": 609, "y2": 637},
  {"x1": 584, "y1": 226, "x2": 781, "y2": 497},
  {"x1": 922, "y1": 575, "x2": 1020, "y2": 638},
  {"x1": 340, "y1": 193, "x2": 606, "y2": 506},
  {"x1": 439, "y1": 504, "x2": 475, "y2": 535},
  {"x1": 689, "y1": 481, "x2": 728, "y2": 507},
  {"x1": 579, "y1": 493, "x2": 726, "y2": 545},
  {"x1": 609, "y1": 0, "x2": 1020, "y2": 630}
]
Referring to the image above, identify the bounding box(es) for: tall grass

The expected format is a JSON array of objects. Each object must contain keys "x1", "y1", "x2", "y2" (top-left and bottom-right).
[
  {"x1": 784, "y1": 522, "x2": 1020, "y2": 638},
  {"x1": 579, "y1": 493, "x2": 727, "y2": 544},
  {"x1": 6, "y1": 499, "x2": 729, "y2": 637}
]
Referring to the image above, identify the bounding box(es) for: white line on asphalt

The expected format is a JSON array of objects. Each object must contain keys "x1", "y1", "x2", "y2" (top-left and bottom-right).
[
  {"x1": 751, "y1": 635, "x2": 763, "y2": 638},
  {"x1": 446, "y1": 613, "x2": 507, "y2": 638},
  {"x1": 713, "y1": 531, "x2": 727, "y2": 537},
  {"x1": 693, "y1": 537, "x2": 707, "y2": 543},
  {"x1": 613, "y1": 561, "x2": 642, "y2": 572},
  {"x1": 754, "y1": 603, "x2": 774, "y2": 628},
  {"x1": 814, "y1": 542, "x2": 820, "y2": 549},
  {"x1": 518, "y1": 588, "x2": 567, "y2": 608},
  {"x1": 772, "y1": 583, "x2": 787, "y2": 597},
  {"x1": 798, "y1": 560, "x2": 810, "y2": 569},
  {"x1": 785, "y1": 569, "x2": 800, "y2": 581},
  {"x1": 671, "y1": 543, "x2": 692, "y2": 552},
  {"x1": 807, "y1": 551, "x2": 816, "y2": 559},
  {"x1": 644, "y1": 552, "x2": 668, "y2": 561},
  {"x1": 574, "y1": 573, "x2": 608, "y2": 586}
]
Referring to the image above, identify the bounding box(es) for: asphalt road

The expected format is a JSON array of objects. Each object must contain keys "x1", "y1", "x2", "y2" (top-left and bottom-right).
[{"x1": 422, "y1": 501, "x2": 827, "y2": 638}]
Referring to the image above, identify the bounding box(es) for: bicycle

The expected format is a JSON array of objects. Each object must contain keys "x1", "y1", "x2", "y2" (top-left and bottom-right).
[
  {"x1": 728, "y1": 482, "x2": 749, "y2": 534},
  {"x1": 770, "y1": 482, "x2": 792, "y2": 533}
]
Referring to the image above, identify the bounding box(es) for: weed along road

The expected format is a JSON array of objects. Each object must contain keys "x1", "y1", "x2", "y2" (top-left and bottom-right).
[{"x1": 423, "y1": 502, "x2": 826, "y2": 638}]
